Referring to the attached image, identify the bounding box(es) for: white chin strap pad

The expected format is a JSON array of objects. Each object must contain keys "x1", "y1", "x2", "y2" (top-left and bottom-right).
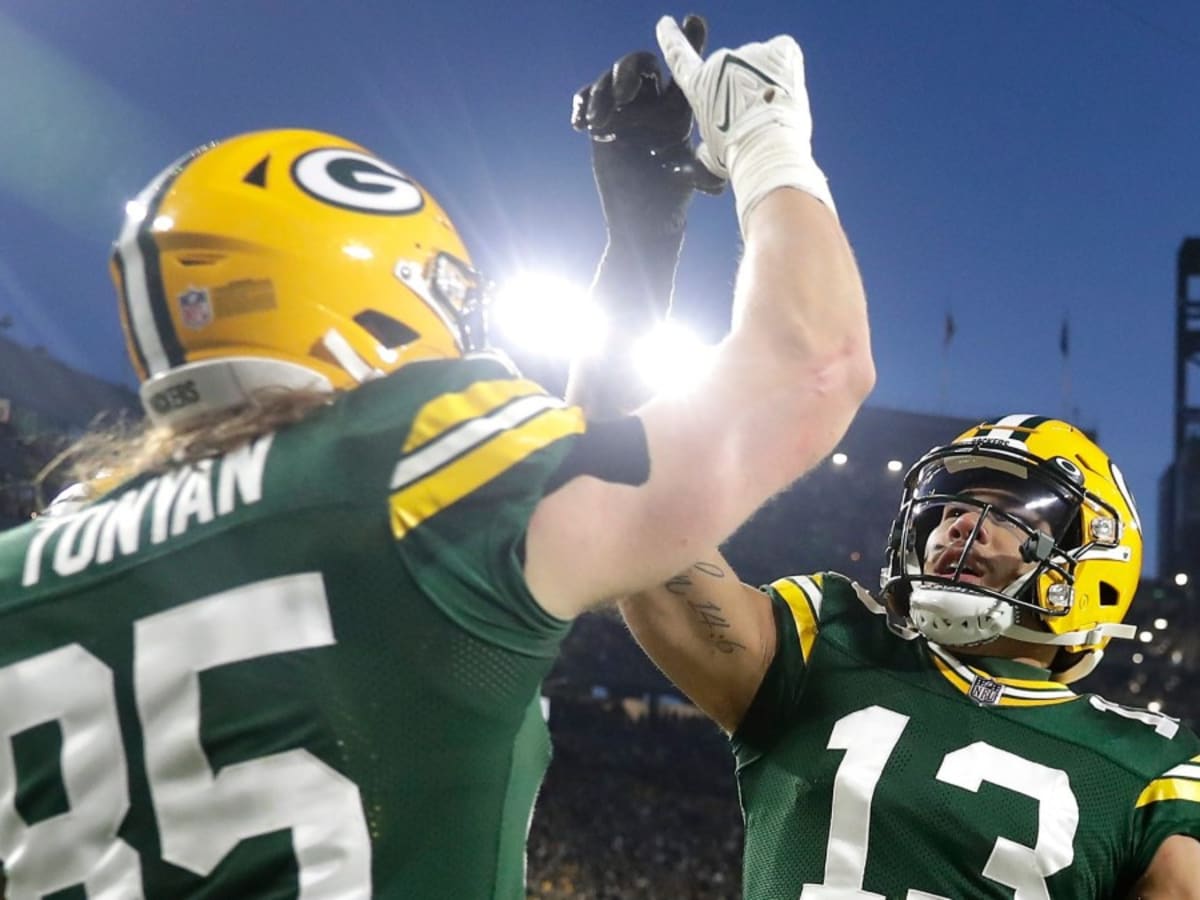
[
  {"x1": 140, "y1": 358, "x2": 334, "y2": 429},
  {"x1": 909, "y1": 584, "x2": 1015, "y2": 647}
]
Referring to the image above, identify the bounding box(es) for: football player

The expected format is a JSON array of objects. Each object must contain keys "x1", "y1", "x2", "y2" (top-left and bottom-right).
[
  {"x1": 573, "y1": 21, "x2": 1200, "y2": 900},
  {"x1": 0, "y1": 15, "x2": 872, "y2": 900}
]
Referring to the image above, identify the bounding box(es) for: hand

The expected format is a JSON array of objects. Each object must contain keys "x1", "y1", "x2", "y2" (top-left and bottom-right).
[
  {"x1": 656, "y1": 16, "x2": 835, "y2": 228},
  {"x1": 567, "y1": 16, "x2": 724, "y2": 418},
  {"x1": 572, "y1": 15, "x2": 725, "y2": 336},
  {"x1": 573, "y1": 14, "x2": 725, "y2": 247}
]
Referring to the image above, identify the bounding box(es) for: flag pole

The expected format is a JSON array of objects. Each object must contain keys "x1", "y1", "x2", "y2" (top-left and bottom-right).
[
  {"x1": 941, "y1": 311, "x2": 955, "y2": 413},
  {"x1": 1059, "y1": 316, "x2": 1071, "y2": 419}
]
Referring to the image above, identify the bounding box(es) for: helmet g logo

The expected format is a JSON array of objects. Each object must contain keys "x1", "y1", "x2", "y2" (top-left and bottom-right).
[{"x1": 291, "y1": 148, "x2": 424, "y2": 215}]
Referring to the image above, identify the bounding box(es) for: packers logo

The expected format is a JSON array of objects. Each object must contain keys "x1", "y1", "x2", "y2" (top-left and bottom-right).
[{"x1": 291, "y1": 148, "x2": 424, "y2": 215}]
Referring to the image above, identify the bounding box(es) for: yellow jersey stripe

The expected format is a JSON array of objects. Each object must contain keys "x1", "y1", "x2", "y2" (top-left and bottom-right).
[
  {"x1": 931, "y1": 652, "x2": 974, "y2": 694},
  {"x1": 390, "y1": 405, "x2": 584, "y2": 538},
  {"x1": 391, "y1": 393, "x2": 564, "y2": 491},
  {"x1": 993, "y1": 694, "x2": 1077, "y2": 708},
  {"x1": 1136, "y1": 778, "x2": 1200, "y2": 808},
  {"x1": 965, "y1": 669, "x2": 1068, "y2": 692},
  {"x1": 401, "y1": 378, "x2": 547, "y2": 454},
  {"x1": 770, "y1": 576, "x2": 822, "y2": 663}
]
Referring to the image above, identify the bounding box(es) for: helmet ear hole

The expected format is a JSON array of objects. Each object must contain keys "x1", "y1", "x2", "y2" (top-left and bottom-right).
[
  {"x1": 1099, "y1": 581, "x2": 1120, "y2": 607},
  {"x1": 353, "y1": 310, "x2": 420, "y2": 349}
]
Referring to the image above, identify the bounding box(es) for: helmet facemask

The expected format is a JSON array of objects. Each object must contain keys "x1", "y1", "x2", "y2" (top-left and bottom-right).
[{"x1": 887, "y1": 454, "x2": 1083, "y2": 647}]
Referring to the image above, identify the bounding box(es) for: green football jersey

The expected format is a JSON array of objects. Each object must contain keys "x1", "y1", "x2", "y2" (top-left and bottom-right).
[
  {"x1": 0, "y1": 357, "x2": 589, "y2": 898},
  {"x1": 732, "y1": 572, "x2": 1200, "y2": 899}
]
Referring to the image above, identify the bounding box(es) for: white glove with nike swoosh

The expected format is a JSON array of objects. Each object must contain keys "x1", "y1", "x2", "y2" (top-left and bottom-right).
[{"x1": 656, "y1": 16, "x2": 836, "y2": 231}]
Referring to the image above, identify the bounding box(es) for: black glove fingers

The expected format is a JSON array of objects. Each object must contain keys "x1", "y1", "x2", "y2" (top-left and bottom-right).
[
  {"x1": 570, "y1": 84, "x2": 591, "y2": 131},
  {"x1": 585, "y1": 71, "x2": 616, "y2": 133},
  {"x1": 611, "y1": 51, "x2": 662, "y2": 109}
]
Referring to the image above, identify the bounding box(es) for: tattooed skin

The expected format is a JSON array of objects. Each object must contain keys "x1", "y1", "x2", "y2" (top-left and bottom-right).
[{"x1": 665, "y1": 560, "x2": 747, "y2": 654}]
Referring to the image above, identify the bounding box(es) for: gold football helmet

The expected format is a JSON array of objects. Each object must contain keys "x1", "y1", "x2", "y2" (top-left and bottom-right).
[
  {"x1": 111, "y1": 129, "x2": 490, "y2": 426},
  {"x1": 882, "y1": 415, "x2": 1142, "y2": 683}
]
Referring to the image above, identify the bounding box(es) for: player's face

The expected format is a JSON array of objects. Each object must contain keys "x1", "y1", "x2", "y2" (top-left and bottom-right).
[{"x1": 922, "y1": 488, "x2": 1052, "y2": 591}]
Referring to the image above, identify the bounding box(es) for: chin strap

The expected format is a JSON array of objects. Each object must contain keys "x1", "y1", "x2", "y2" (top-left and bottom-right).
[
  {"x1": 140, "y1": 357, "x2": 334, "y2": 428},
  {"x1": 1003, "y1": 621, "x2": 1138, "y2": 647}
]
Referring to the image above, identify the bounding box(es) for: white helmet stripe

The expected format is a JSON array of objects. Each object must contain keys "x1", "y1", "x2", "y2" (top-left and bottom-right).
[
  {"x1": 113, "y1": 151, "x2": 201, "y2": 376},
  {"x1": 979, "y1": 413, "x2": 1042, "y2": 443}
]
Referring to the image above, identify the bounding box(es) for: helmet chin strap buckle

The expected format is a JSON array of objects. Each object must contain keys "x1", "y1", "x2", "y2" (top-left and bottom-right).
[{"x1": 1020, "y1": 531, "x2": 1055, "y2": 563}]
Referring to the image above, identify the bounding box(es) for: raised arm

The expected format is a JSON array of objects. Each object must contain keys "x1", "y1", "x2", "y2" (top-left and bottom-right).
[
  {"x1": 1130, "y1": 835, "x2": 1200, "y2": 899},
  {"x1": 525, "y1": 18, "x2": 873, "y2": 622},
  {"x1": 616, "y1": 551, "x2": 774, "y2": 733}
]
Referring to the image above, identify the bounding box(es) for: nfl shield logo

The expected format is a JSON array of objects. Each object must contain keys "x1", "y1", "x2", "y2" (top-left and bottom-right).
[
  {"x1": 969, "y1": 678, "x2": 1004, "y2": 706},
  {"x1": 178, "y1": 287, "x2": 213, "y2": 330}
]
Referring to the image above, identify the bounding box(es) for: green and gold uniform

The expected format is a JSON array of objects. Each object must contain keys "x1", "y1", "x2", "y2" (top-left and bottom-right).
[
  {"x1": 734, "y1": 572, "x2": 1200, "y2": 899},
  {"x1": 0, "y1": 357, "x2": 602, "y2": 898}
]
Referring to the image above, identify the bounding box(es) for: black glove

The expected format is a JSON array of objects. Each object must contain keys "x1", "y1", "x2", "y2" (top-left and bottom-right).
[{"x1": 572, "y1": 13, "x2": 725, "y2": 333}]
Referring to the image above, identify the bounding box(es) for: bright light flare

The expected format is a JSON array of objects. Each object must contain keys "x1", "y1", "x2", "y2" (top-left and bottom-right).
[
  {"x1": 831, "y1": 453, "x2": 848, "y2": 466},
  {"x1": 491, "y1": 272, "x2": 605, "y2": 359},
  {"x1": 1175, "y1": 572, "x2": 1189, "y2": 587},
  {"x1": 631, "y1": 321, "x2": 715, "y2": 394}
]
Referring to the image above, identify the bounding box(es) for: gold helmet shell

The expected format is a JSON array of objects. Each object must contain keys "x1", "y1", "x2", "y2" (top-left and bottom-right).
[{"x1": 111, "y1": 129, "x2": 489, "y2": 426}]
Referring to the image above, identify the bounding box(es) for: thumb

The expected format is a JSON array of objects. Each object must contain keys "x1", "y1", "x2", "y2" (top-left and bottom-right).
[{"x1": 656, "y1": 16, "x2": 702, "y2": 90}]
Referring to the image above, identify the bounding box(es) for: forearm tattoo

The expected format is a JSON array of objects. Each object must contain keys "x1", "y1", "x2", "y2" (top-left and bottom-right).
[{"x1": 664, "y1": 560, "x2": 746, "y2": 655}]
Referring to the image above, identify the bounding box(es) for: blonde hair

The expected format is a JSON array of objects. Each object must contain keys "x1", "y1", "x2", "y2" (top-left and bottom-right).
[{"x1": 40, "y1": 388, "x2": 335, "y2": 504}]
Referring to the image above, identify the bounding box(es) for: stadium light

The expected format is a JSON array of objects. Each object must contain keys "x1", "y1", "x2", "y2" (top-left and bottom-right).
[
  {"x1": 831, "y1": 453, "x2": 848, "y2": 466},
  {"x1": 886, "y1": 459, "x2": 903, "y2": 473},
  {"x1": 1174, "y1": 572, "x2": 1189, "y2": 587},
  {"x1": 1132, "y1": 652, "x2": 1144, "y2": 665},
  {"x1": 1138, "y1": 630, "x2": 1153, "y2": 643},
  {"x1": 491, "y1": 272, "x2": 606, "y2": 360},
  {"x1": 1148, "y1": 701, "x2": 1163, "y2": 713},
  {"x1": 1154, "y1": 617, "x2": 1168, "y2": 630},
  {"x1": 631, "y1": 321, "x2": 715, "y2": 394}
]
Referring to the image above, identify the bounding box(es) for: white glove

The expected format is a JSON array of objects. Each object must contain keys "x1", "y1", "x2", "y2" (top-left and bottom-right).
[{"x1": 656, "y1": 16, "x2": 836, "y2": 230}]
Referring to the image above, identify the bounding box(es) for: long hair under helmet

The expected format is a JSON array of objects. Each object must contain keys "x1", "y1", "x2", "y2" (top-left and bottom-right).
[
  {"x1": 111, "y1": 129, "x2": 493, "y2": 428},
  {"x1": 881, "y1": 415, "x2": 1142, "y2": 684}
]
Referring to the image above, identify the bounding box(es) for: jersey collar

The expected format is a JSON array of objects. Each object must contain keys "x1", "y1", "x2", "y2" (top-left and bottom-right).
[{"x1": 926, "y1": 642, "x2": 1078, "y2": 707}]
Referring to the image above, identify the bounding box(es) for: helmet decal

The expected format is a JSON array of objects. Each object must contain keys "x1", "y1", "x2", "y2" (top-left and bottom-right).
[{"x1": 291, "y1": 148, "x2": 424, "y2": 215}]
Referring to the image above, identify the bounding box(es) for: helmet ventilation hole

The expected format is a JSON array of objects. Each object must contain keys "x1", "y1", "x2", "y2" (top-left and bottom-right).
[
  {"x1": 1099, "y1": 582, "x2": 1119, "y2": 606},
  {"x1": 354, "y1": 310, "x2": 419, "y2": 349}
]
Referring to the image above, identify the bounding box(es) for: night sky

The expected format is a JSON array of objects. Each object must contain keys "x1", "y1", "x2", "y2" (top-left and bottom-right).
[{"x1": 3, "y1": 0, "x2": 1200, "y2": 572}]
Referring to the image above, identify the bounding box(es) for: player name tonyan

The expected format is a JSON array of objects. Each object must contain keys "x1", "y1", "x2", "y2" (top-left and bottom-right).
[{"x1": 21, "y1": 434, "x2": 273, "y2": 587}]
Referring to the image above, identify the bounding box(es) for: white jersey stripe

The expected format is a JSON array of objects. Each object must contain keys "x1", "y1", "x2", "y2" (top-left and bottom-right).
[
  {"x1": 1163, "y1": 763, "x2": 1200, "y2": 781},
  {"x1": 788, "y1": 575, "x2": 824, "y2": 619},
  {"x1": 389, "y1": 394, "x2": 563, "y2": 491}
]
